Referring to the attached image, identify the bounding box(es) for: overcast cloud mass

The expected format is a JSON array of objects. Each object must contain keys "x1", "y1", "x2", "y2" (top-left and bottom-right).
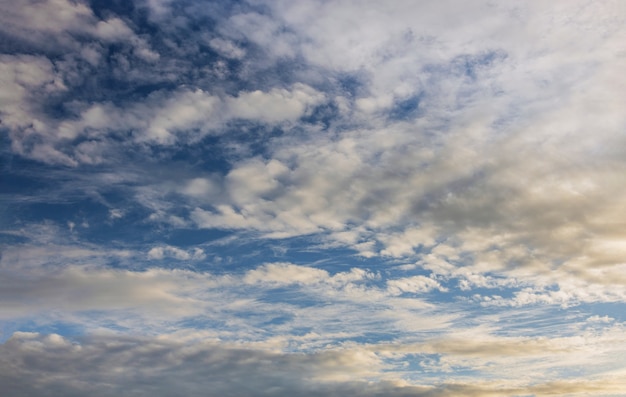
[{"x1": 1, "y1": 0, "x2": 626, "y2": 396}]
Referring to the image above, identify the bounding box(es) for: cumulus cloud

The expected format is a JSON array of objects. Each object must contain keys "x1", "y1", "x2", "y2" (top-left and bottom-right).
[
  {"x1": 387, "y1": 275, "x2": 446, "y2": 295},
  {"x1": 147, "y1": 245, "x2": 206, "y2": 261},
  {"x1": 244, "y1": 262, "x2": 330, "y2": 285},
  {"x1": 227, "y1": 83, "x2": 325, "y2": 123},
  {"x1": 243, "y1": 263, "x2": 377, "y2": 289},
  {"x1": 0, "y1": 54, "x2": 72, "y2": 164},
  {"x1": 0, "y1": 0, "x2": 157, "y2": 63},
  {"x1": 16, "y1": 82, "x2": 324, "y2": 161}
]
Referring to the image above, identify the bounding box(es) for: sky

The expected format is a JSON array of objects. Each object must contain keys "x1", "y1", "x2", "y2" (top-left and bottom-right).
[{"x1": 1, "y1": 0, "x2": 626, "y2": 396}]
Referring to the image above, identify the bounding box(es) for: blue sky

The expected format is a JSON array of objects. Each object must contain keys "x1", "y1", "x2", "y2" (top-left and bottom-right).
[{"x1": 1, "y1": 0, "x2": 626, "y2": 396}]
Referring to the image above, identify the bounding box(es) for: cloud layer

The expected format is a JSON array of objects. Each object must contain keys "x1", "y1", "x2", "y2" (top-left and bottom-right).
[
  {"x1": 3, "y1": 331, "x2": 626, "y2": 397},
  {"x1": 1, "y1": 0, "x2": 626, "y2": 395}
]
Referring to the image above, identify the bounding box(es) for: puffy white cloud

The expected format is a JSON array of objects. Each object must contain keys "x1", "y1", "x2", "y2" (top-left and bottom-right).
[
  {"x1": 147, "y1": 245, "x2": 206, "y2": 261},
  {"x1": 182, "y1": 177, "x2": 222, "y2": 199},
  {"x1": 94, "y1": 17, "x2": 136, "y2": 42},
  {"x1": 0, "y1": 54, "x2": 71, "y2": 164},
  {"x1": 243, "y1": 263, "x2": 376, "y2": 288},
  {"x1": 244, "y1": 262, "x2": 330, "y2": 285},
  {"x1": 387, "y1": 275, "x2": 446, "y2": 295},
  {"x1": 380, "y1": 227, "x2": 438, "y2": 258},
  {"x1": 28, "y1": 83, "x2": 324, "y2": 160},
  {"x1": 139, "y1": 89, "x2": 222, "y2": 144},
  {"x1": 227, "y1": 83, "x2": 325, "y2": 123},
  {"x1": 0, "y1": 0, "x2": 157, "y2": 58}
]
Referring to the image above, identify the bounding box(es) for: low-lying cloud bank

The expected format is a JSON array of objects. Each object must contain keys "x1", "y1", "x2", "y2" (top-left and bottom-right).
[{"x1": 2, "y1": 332, "x2": 624, "y2": 397}]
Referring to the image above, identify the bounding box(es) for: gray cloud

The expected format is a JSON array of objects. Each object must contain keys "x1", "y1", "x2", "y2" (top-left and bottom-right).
[{"x1": 1, "y1": 332, "x2": 624, "y2": 397}]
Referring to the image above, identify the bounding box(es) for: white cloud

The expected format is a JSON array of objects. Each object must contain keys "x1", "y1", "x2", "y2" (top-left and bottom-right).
[
  {"x1": 0, "y1": 0, "x2": 94, "y2": 38},
  {"x1": 94, "y1": 17, "x2": 135, "y2": 42},
  {"x1": 0, "y1": 266, "x2": 208, "y2": 319},
  {"x1": 208, "y1": 37, "x2": 246, "y2": 59},
  {"x1": 0, "y1": 0, "x2": 157, "y2": 58},
  {"x1": 380, "y1": 227, "x2": 438, "y2": 258},
  {"x1": 243, "y1": 263, "x2": 376, "y2": 288},
  {"x1": 587, "y1": 315, "x2": 613, "y2": 324},
  {"x1": 244, "y1": 262, "x2": 329, "y2": 285},
  {"x1": 139, "y1": 89, "x2": 222, "y2": 144},
  {"x1": 182, "y1": 177, "x2": 221, "y2": 199},
  {"x1": 387, "y1": 275, "x2": 446, "y2": 295},
  {"x1": 0, "y1": 54, "x2": 71, "y2": 164},
  {"x1": 35, "y1": 83, "x2": 324, "y2": 157},
  {"x1": 0, "y1": 223, "x2": 134, "y2": 272},
  {"x1": 108, "y1": 209, "x2": 124, "y2": 219},
  {"x1": 0, "y1": 245, "x2": 449, "y2": 338},
  {"x1": 227, "y1": 83, "x2": 325, "y2": 123},
  {"x1": 147, "y1": 245, "x2": 206, "y2": 261},
  {"x1": 224, "y1": 11, "x2": 298, "y2": 58}
]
